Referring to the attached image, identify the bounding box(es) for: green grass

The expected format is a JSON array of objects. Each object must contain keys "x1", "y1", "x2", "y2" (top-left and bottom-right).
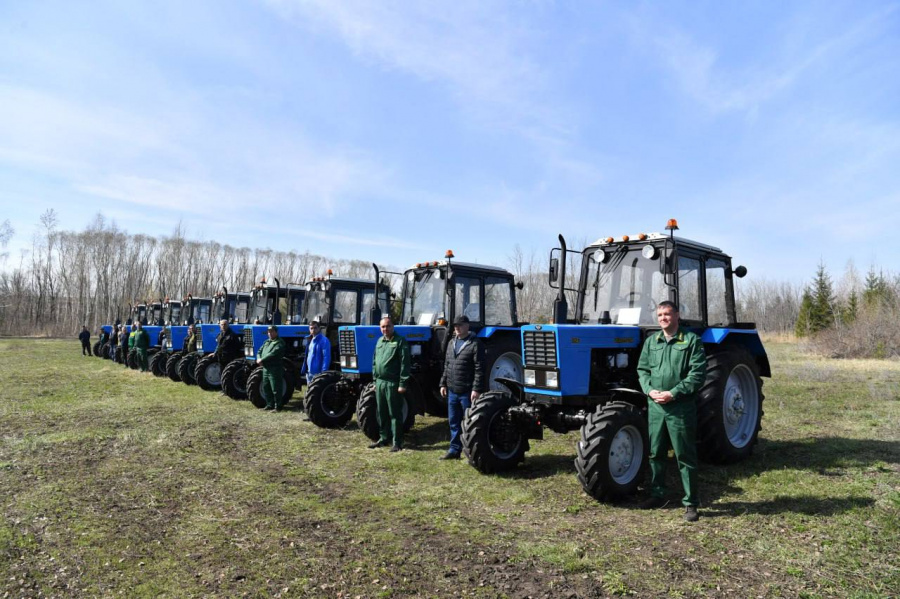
[{"x1": 1, "y1": 340, "x2": 898, "y2": 597}]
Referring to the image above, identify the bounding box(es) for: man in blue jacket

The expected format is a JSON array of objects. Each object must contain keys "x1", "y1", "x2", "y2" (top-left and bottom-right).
[{"x1": 301, "y1": 319, "x2": 331, "y2": 385}]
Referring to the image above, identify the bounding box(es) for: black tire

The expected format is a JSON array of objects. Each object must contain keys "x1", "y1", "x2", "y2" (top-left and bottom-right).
[
  {"x1": 355, "y1": 381, "x2": 417, "y2": 441},
  {"x1": 166, "y1": 351, "x2": 183, "y2": 382},
  {"x1": 178, "y1": 353, "x2": 198, "y2": 385},
  {"x1": 221, "y1": 359, "x2": 249, "y2": 400},
  {"x1": 575, "y1": 401, "x2": 649, "y2": 502},
  {"x1": 92, "y1": 341, "x2": 102, "y2": 357},
  {"x1": 195, "y1": 354, "x2": 223, "y2": 391},
  {"x1": 461, "y1": 391, "x2": 529, "y2": 473},
  {"x1": 114, "y1": 346, "x2": 125, "y2": 364},
  {"x1": 100, "y1": 342, "x2": 111, "y2": 360},
  {"x1": 127, "y1": 349, "x2": 139, "y2": 370},
  {"x1": 697, "y1": 347, "x2": 764, "y2": 464},
  {"x1": 246, "y1": 359, "x2": 295, "y2": 409},
  {"x1": 149, "y1": 352, "x2": 168, "y2": 377},
  {"x1": 305, "y1": 371, "x2": 356, "y2": 429}
]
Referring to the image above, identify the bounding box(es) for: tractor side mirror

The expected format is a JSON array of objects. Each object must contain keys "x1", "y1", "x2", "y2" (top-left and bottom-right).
[
  {"x1": 549, "y1": 256, "x2": 560, "y2": 284},
  {"x1": 515, "y1": 281, "x2": 524, "y2": 290},
  {"x1": 733, "y1": 265, "x2": 748, "y2": 278}
]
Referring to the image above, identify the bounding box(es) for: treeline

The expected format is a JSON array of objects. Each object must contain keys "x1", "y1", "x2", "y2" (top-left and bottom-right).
[
  {"x1": 795, "y1": 263, "x2": 900, "y2": 358},
  {"x1": 2, "y1": 212, "x2": 891, "y2": 355}
]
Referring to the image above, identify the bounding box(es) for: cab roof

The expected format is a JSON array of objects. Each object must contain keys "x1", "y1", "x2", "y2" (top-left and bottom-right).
[{"x1": 590, "y1": 232, "x2": 727, "y2": 257}]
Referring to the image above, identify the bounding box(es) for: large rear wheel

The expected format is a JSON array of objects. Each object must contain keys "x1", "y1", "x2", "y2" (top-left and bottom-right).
[
  {"x1": 149, "y1": 352, "x2": 168, "y2": 377},
  {"x1": 698, "y1": 348, "x2": 764, "y2": 463},
  {"x1": 461, "y1": 391, "x2": 529, "y2": 473}
]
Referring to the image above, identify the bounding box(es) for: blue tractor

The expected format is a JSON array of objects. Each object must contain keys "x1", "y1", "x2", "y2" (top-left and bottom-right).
[
  {"x1": 193, "y1": 288, "x2": 253, "y2": 391},
  {"x1": 313, "y1": 254, "x2": 525, "y2": 438},
  {"x1": 461, "y1": 221, "x2": 769, "y2": 502},
  {"x1": 219, "y1": 278, "x2": 307, "y2": 406},
  {"x1": 149, "y1": 298, "x2": 183, "y2": 377},
  {"x1": 166, "y1": 294, "x2": 214, "y2": 382},
  {"x1": 296, "y1": 270, "x2": 391, "y2": 425}
]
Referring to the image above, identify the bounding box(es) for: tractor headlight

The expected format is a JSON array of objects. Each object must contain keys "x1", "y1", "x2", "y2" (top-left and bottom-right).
[
  {"x1": 545, "y1": 371, "x2": 559, "y2": 389},
  {"x1": 524, "y1": 369, "x2": 536, "y2": 386},
  {"x1": 293, "y1": 340, "x2": 299, "y2": 348},
  {"x1": 197, "y1": 339, "x2": 203, "y2": 351},
  {"x1": 245, "y1": 347, "x2": 252, "y2": 357},
  {"x1": 410, "y1": 344, "x2": 422, "y2": 356},
  {"x1": 349, "y1": 356, "x2": 357, "y2": 368}
]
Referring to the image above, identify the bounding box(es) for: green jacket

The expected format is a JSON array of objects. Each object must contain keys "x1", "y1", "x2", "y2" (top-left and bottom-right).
[
  {"x1": 128, "y1": 331, "x2": 136, "y2": 349},
  {"x1": 134, "y1": 330, "x2": 150, "y2": 350},
  {"x1": 184, "y1": 333, "x2": 198, "y2": 353},
  {"x1": 373, "y1": 333, "x2": 411, "y2": 386},
  {"x1": 259, "y1": 337, "x2": 286, "y2": 370},
  {"x1": 637, "y1": 328, "x2": 707, "y2": 401}
]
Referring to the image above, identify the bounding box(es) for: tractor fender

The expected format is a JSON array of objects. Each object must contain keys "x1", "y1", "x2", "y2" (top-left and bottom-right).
[
  {"x1": 495, "y1": 377, "x2": 525, "y2": 402},
  {"x1": 700, "y1": 329, "x2": 771, "y2": 378}
]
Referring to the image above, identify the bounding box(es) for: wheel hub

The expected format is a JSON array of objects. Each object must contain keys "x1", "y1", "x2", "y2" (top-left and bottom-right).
[{"x1": 609, "y1": 430, "x2": 635, "y2": 477}]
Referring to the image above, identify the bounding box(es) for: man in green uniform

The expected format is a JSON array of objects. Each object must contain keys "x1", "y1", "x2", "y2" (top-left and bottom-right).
[
  {"x1": 369, "y1": 316, "x2": 412, "y2": 452},
  {"x1": 133, "y1": 322, "x2": 151, "y2": 372},
  {"x1": 636, "y1": 300, "x2": 707, "y2": 522},
  {"x1": 126, "y1": 325, "x2": 137, "y2": 368},
  {"x1": 257, "y1": 325, "x2": 286, "y2": 411}
]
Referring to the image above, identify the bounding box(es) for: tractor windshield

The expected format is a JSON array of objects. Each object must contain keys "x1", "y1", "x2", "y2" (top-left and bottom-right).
[
  {"x1": 580, "y1": 246, "x2": 671, "y2": 326},
  {"x1": 193, "y1": 301, "x2": 212, "y2": 324},
  {"x1": 288, "y1": 290, "x2": 304, "y2": 324},
  {"x1": 401, "y1": 268, "x2": 445, "y2": 325},
  {"x1": 249, "y1": 289, "x2": 273, "y2": 324},
  {"x1": 167, "y1": 303, "x2": 182, "y2": 325},
  {"x1": 235, "y1": 295, "x2": 250, "y2": 324},
  {"x1": 303, "y1": 287, "x2": 330, "y2": 324},
  {"x1": 150, "y1": 305, "x2": 163, "y2": 325}
]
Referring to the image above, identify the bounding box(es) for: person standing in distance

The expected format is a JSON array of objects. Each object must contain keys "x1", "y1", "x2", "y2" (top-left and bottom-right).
[
  {"x1": 368, "y1": 316, "x2": 411, "y2": 452},
  {"x1": 438, "y1": 315, "x2": 485, "y2": 460},
  {"x1": 636, "y1": 300, "x2": 707, "y2": 522},
  {"x1": 133, "y1": 321, "x2": 151, "y2": 372},
  {"x1": 301, "y1": 319, "x2": 331, "y2": 385},
  {"x1": 257, "y1": 325, "x2": 286, "y2": 411},
  {"x1": 79, "y1": 325, "x2": 91, "y2": 357}
]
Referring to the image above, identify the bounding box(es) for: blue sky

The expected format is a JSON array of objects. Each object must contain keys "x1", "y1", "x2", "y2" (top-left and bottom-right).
[{"x1": 1, "y1": 0, "x2": 899, "y2": 283}]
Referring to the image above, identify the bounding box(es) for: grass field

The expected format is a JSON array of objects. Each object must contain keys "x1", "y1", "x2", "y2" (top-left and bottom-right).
[{"x1": 1, "y1": 339, "x2": 898, "y2": 598}]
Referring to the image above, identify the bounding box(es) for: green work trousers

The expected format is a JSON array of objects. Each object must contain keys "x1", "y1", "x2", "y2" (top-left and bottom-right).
[
  {"x1": 262, "y1": 368, "x2": 284, "y2": 409},
  {"x1": 375, "y1": 379, "x2": 405, "y2": 447},
  {"x1": 648, "y1": 398, "x2": 699, "y2": 507},
  {"x1": 136, "y1": 349, "x2": 149, "y2": 372}
]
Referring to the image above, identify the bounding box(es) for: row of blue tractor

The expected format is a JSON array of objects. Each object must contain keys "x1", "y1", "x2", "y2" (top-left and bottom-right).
[{"x1": 92, "y1": 221, "x2": 769, "y2": 504}]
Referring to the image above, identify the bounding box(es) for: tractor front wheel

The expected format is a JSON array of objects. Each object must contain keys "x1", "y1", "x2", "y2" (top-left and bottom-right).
[
  {"x1": 166, "y1": 352, "x2": 183, "y2": 381},
  {"x1": 575, "y1": 401, "x2": 648, "y2": 502},
  {"x1": 149, "y1": 352, "x2": 168, "y2": 377},
  {"x1": 461, "y1": 391, "x2": 528, "y2": 473},
  {"x1": 92, "y1": 341, "x2": 102, "y2": 357},
  {"x1": 355, "y1": 382, "x2": 416, "y2": 441},
  {"x1": 178, "y1": 354, "x2": 198, "y2": 385},
  {"x1": 246, "y1": 360, "x2": 295, "y2": 409},
  {"x1": 305, "y1": 371, "x2": 356, "y2": 428},
  {"x1": 195, "y1": 354, "x2": 223, "y2": 391},
  {"x1": 221, "y1": 359, "x2": 249, "y2": 399}
]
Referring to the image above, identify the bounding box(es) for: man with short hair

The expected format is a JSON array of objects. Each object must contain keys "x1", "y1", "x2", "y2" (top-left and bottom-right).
[
  {"x1": 215, "y1": 319, "x2": 244, "y2": 366},
  {"x1": 636, "y1": 300, "x2": 707, "y2": 522},
  {"x1": 439, "y1": 315, "x2": 485, "y2": 460},
  {"x1": 369, "y1": 316, "x2": 411, "y2": 452},
  {"x1": 133, "y1": 321, "x2": 150, "y2": 372},
  {"x1": 301, "y1": 319, "x2": 331, "y2": 385},
  {"x1": 257, "y1": 325, "x2": 286, "y2": 411},
  {"x1": 79, "y1": 325, "x2": 91, "y2": 356}
]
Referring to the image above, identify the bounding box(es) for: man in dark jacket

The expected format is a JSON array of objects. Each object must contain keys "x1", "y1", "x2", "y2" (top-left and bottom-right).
[
  {"x1": 79, "y1": 326, "x2": 91, "y2": 356},
  {"x1": 215, "y1": 320, "x2": 244, "y2": 366},
  {"x1": 439, "y1": 315, "x2": 485, "y2": 460}
]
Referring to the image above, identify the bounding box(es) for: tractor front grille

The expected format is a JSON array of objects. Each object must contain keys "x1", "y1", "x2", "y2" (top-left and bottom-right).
[
  {"x1": 243, "y1": 329, "x2": 253, "y2": 352},
  {"x1": 523, "y1": 330, "x2": 557, "y2": 367},
  {"x1": 339, "y1": 330, "x2": 356, "y2": 356}
]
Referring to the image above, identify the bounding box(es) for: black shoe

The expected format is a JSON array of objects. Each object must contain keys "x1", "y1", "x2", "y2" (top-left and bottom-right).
[
  {"x1": 263, "y1": 406, "x2": 274, "y2": 411},
  {"x1": 638, "y1": 497, "x2": 668, "y2": 510},
  {"x1": 684, "y1": 506, "x2": 699, "y2": 522},
  {"x1": 390, "y1": 446, "x2": 403, "y2": 453},
  {"x1": 368, "y1": 440, "x2": 390, "y2": 449},
  {"x1": 439, "y1": 451, "x2": 461, "y2": 460}
]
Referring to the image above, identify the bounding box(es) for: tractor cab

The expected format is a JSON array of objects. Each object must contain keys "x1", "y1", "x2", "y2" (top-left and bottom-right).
[
  {"x1": 309, "y1": 254, "x2": 524, "y2": 434},
  {"x1": 127, "y1": 303, "x2": 148, "y2": 326},
  {"x1": 182, "y1": 295, "x2": 213, "y2": 325},
  {"x1": 163, "y1": 299, "x2": 182, "y2": 326},
  {"x1": 212, "y1": 289, "x2": 252, "y2": 324},
  {"x1": 148, "y1": 301, "x2": 164, "y2": 326}
]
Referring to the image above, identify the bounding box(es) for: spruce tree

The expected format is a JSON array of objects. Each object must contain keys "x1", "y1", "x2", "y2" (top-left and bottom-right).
[
  {"x1": 810, "y1": 262, "x2": 835, "y2": 333},
  {"x1": 795, "y1": 289, "x2": 813, "y2": 337}
]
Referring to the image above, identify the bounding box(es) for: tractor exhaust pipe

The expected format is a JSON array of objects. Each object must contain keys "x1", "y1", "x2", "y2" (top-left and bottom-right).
[
  {"x1": 273, "y1": 277, "x2": 282, "y2": 325},
  {"x1": 553, "y1": 234, "x2": 568, "y2": 324},
  {"x1": 371, "y1": 263, "x2": 383, "y2": 324}
]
